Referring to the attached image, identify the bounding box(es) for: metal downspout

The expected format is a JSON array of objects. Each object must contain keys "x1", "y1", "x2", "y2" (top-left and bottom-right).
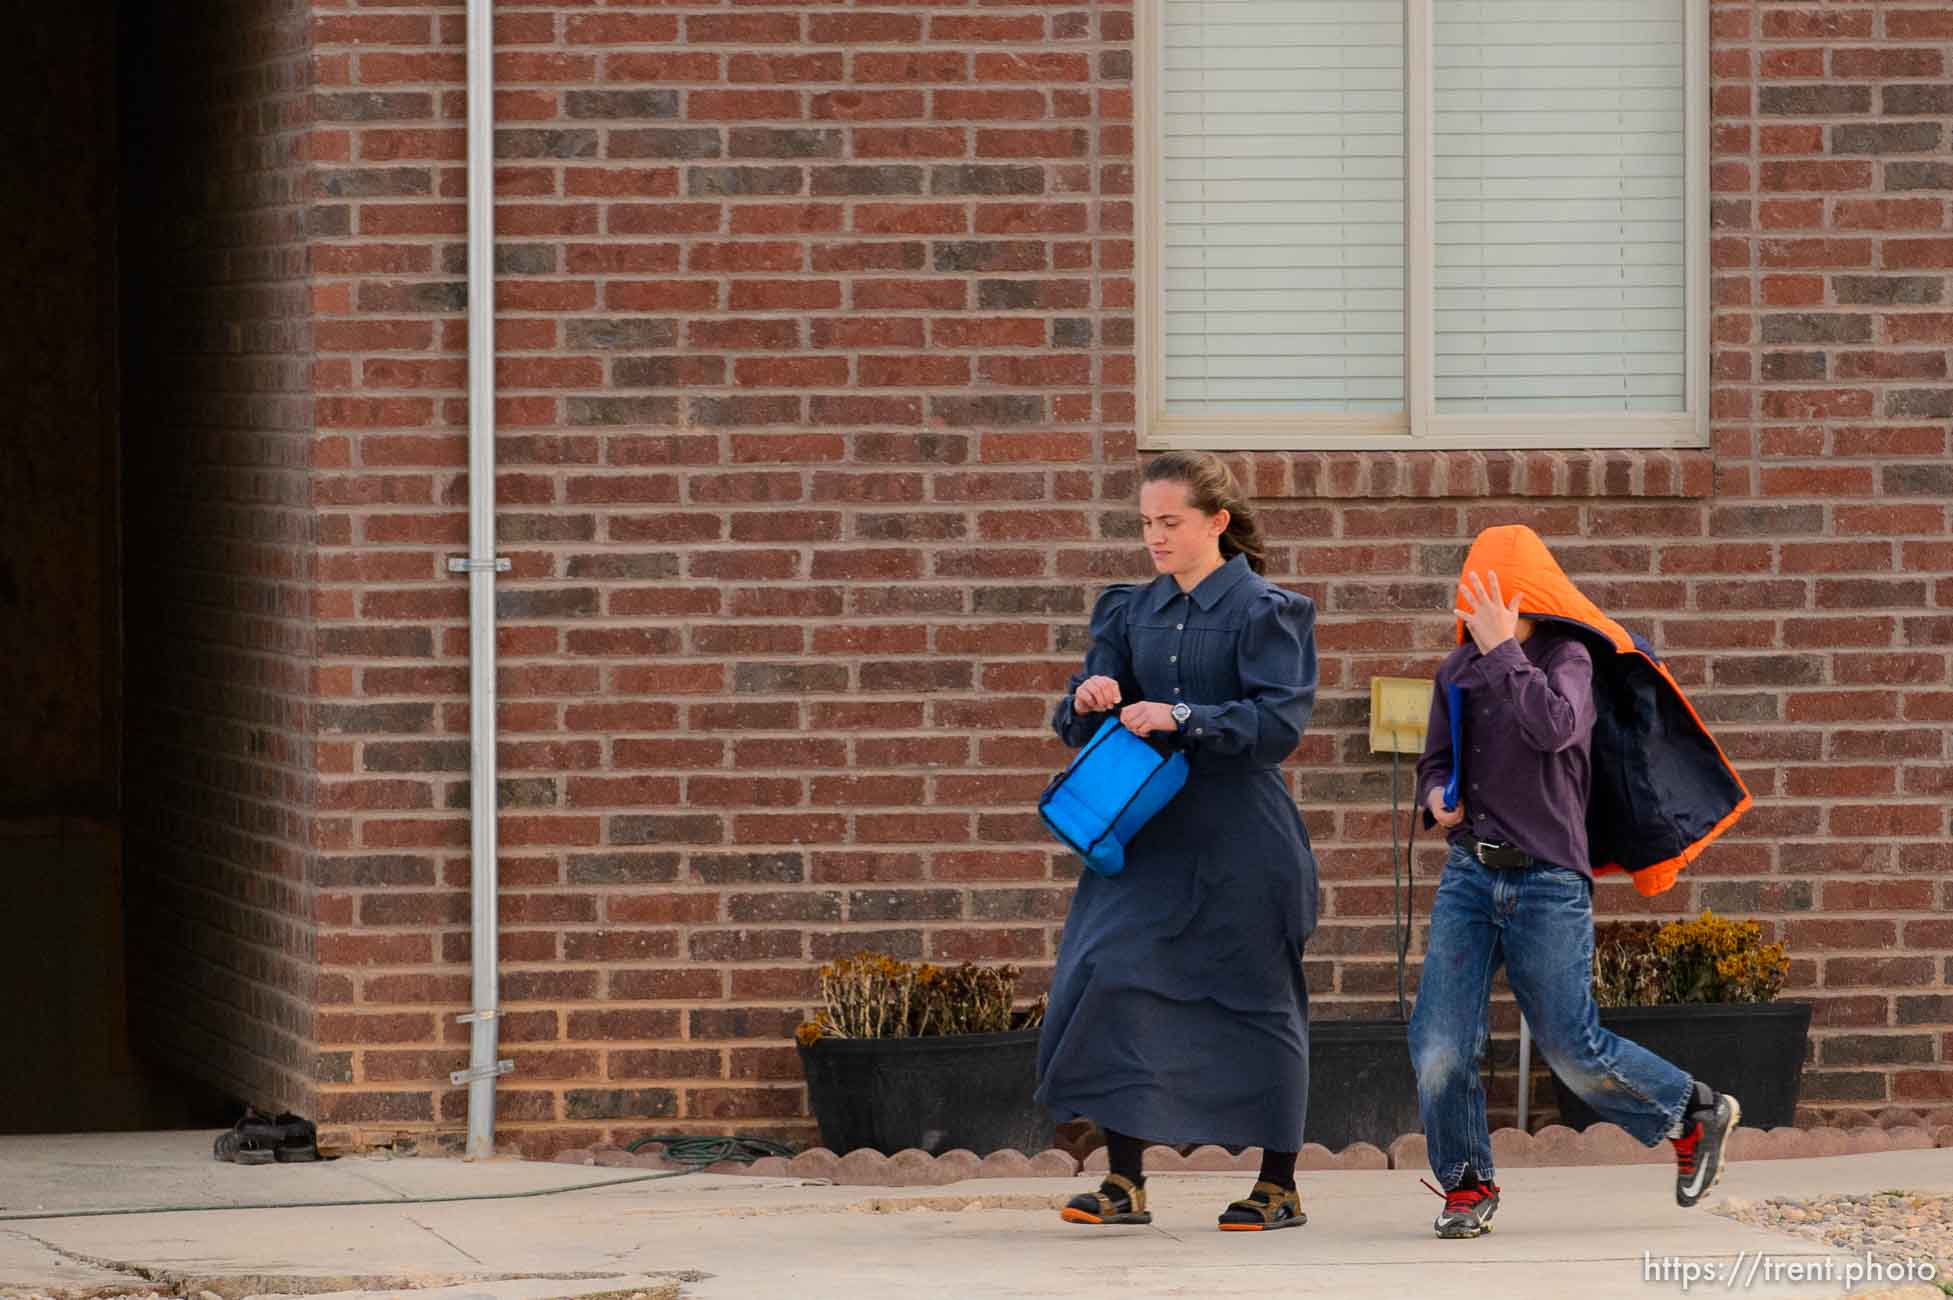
[{"x1": 454, "y1": 0, "x2": 510, "y2": 1160}]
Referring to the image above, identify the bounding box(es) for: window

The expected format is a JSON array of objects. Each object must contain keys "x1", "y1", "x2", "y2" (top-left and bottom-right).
[{"x1": 1138, "y1": 0, "x2": 1708, "y2": 450}]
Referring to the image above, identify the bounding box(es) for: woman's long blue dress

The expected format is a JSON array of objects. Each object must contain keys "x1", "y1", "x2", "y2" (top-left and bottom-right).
[{"x1": 1035, "y1": 553, "x2": 1321, "y2": 1150}]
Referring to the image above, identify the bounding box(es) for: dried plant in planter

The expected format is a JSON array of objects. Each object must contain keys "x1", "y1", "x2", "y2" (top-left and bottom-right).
[
  {"x1": 1593, "y1": 920, "x2": 1667, "y2": 1007},
  {"x1": 1592, "y1": 910, "x2": 1790, "y2": 1007},
  {"x1": 795, "y1": 952, "x2": 1048, "y2": 1045},
  {"x1": 1655, "y1": 910, "x2": 1790, "y2": 1004}
]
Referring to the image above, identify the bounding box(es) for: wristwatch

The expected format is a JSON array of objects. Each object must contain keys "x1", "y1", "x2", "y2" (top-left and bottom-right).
[{"x1": 1170, "y1": 702, "x2": 1192, "y2": 729}]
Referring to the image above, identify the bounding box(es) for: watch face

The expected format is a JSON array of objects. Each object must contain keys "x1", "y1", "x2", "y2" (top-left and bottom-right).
[{"x1": 1172, "y1": 704, "x2": 1191, "y2": 722}]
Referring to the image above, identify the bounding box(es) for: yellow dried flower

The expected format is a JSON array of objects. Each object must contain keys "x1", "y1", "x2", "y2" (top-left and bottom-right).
[{"x1": 1595, "y1": 910, "x2": 1790, "y2": 1006}]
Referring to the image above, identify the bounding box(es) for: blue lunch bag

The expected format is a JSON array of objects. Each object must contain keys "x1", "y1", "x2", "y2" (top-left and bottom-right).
[{"x1": 1039, "y1": 716, "x2": 1190, "y2": 877}]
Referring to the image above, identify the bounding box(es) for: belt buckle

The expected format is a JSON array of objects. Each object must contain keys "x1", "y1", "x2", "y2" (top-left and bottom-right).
[{"x1": 1475, "y1": 840, "x2": 1506, "y2": 867}]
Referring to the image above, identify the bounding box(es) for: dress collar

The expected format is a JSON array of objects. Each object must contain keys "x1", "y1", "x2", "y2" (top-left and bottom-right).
[{"x1": 1144, "y1": 552, "x2": 1253, "y2": 614}]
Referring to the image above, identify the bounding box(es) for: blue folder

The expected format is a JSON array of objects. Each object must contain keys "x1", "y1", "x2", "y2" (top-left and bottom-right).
[
  {"x1": 1040, "y1": 717, "x2": 1190, "y2": 877},
  {"x1": 1442, "y1": 683, "x2": 1465, "y2": 811}
]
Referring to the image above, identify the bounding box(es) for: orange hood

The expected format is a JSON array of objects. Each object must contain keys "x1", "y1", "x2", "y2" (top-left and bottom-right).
[
  {"x1": 1457, "y1": 525, "x2": 1634, "y2": 653},
  {"x1": 1456, "y1": 526, "x2": 1752, "y2": 896}
]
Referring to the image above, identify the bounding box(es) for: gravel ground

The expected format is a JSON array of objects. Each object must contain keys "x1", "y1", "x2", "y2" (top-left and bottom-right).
[{"x1": 1716, "y1": 1191, "x2": 1952, "y2": 1297}]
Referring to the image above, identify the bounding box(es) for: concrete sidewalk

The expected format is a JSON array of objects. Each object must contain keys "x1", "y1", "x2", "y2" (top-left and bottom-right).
[{"x1": 2, "y1": 1132, "x2": 1948, "y2": 1299}]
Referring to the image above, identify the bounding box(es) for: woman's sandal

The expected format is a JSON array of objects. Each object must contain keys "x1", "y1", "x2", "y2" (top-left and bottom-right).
[
  {"x1": 1218, "y1": 1180, "x2": 1307, "y2": 1231},
  {"x1": 1060, "y1": 1172, "x2": 1152, "y2": 1226}
]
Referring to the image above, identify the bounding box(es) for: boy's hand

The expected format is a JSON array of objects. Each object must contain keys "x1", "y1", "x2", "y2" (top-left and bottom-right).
[
  {"x1": 1073, "y1": 675, "x2": 1122, "y2": 713},
  {"x1": 1456, "y1": 568, "x2": 1523, "y2": 656},
  {"x1": 1427, "y1": 786, "x2": 1464, "y2": 829}
]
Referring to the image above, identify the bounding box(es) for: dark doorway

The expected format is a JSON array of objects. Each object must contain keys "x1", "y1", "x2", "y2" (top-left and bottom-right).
[{"x1": 0, "y1": 0, "x2": 229, "y2": 1134}]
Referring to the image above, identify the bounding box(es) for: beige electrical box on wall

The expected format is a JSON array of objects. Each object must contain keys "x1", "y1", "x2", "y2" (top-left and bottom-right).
[{"x1": 1369, "y1": 676, "x2": 1434, "y2": 755}]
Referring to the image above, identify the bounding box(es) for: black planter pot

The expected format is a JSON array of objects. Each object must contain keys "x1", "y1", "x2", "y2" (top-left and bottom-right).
[
  {"x1": 797, "y1": 1028, "x2": 1055, "y2": 1156},
  {"x1": 1549, "y1": 1001, "x2": 1812, "y2": 1131},
  {"x1": 1305, "y1": 1018, "x2": 1421, "y2": 1151}
]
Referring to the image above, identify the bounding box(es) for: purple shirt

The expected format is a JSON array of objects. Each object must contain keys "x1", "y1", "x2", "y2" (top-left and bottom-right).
[{"x1": 1415, "y1": 632, "x2": 1598, "y2": 878}]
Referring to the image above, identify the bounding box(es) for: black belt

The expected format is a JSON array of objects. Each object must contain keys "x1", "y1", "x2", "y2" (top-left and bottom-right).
[{"x1": 1469, "y1": 838, "x2": 1537, "y2": 870}]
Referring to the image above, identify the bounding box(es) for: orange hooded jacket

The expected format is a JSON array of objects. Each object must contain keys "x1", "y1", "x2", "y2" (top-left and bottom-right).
[{"x1": 1456, "y1": 526, "x2": 1752, "y2": 896}]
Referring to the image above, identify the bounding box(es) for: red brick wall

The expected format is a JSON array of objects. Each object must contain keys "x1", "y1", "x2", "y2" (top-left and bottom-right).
[
  {"x1": 302, "y1": 0, "x2": 1951, "y2": 1154},
  {"x1": 122, "y1": 0, "x2": 323, "y2": 1117},
  {"x1": 1703, "y1": 0, "x2": 1952, "y2": 1117}
]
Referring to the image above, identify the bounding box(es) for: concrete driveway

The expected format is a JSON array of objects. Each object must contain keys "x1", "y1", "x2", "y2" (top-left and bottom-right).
[{"x1": 2, "y1": 1131, "x2": 1947, "y2": 1299}]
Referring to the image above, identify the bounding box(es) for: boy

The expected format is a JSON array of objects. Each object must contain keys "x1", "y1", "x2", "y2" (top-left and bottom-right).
[{"x1": 1409, "y1": 526, "x2": 1748, "y2": 1239}]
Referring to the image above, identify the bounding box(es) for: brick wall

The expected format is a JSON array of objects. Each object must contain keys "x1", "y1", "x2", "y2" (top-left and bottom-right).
[
  {"x1": 301, "y1": 0, "x2": 1950, "y2": 1155},
  {"x1": 1702, "y1": 0, "x2": 1953, "y2": 1116},
  {"x1": 122, "y1": 0, "x2": 323, "y2": 1117}
]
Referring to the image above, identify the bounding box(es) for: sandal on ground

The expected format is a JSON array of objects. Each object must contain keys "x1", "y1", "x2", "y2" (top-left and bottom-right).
[
  {"x1": 1218, "y1": 1180, "x2": 1307, "y2": 1231},
  {"x1": 1060, "y1": 1173, "x2": 1152, "y2": 1226},
  {"x1": 213, "y1": 1115, "x2": 282, "y2": 1166},
  {"x1": 272, "y1": 1112, "x2": 320, "y2": 1163}
]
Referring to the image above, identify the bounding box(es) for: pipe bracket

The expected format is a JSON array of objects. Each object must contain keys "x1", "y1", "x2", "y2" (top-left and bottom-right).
[{"x1": 450, "y1": 1060, "x2": 515, "y2": 1086}]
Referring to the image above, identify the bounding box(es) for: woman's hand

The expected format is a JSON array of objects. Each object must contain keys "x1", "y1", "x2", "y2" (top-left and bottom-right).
[
  {"x1": 1073, "y1": 675, "x2": 1122, "y2": 714},
  {"x1": 1455, "y1": 568, "x2": 1523, "y2": 656},
  {"x1": 1119, "y1": 701, "x2": 1179, "y2": 737},
  {"x1": 1427, "y1": 786, "x2": 1465, "y2": 830}
]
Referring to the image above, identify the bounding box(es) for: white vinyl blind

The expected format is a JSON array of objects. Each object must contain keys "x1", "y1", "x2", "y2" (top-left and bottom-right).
[
  {"x1": 1161, "y1": 0, "x2": 1407, "y2": 414},
  {"x1": 1433, "y1": 0, "x2": 1688, "y2": 413}
]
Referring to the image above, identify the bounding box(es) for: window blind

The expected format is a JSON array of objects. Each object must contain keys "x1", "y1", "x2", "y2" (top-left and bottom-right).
[
  {"x1": 1161, "y1": 0, "x2": 1408, "y2": 414},
  {"x1": 1433, "y1": 0, "x2": 1688, "y2": 413}
]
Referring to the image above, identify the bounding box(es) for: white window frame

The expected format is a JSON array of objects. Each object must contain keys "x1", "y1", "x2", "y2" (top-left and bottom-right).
[{"x1": 1136, "y1": 0, "x2": 1710, "y2": 452}]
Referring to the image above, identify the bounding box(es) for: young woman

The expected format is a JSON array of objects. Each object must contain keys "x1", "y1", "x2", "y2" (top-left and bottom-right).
[{"x1": 1038, "y1": 450, "x2": 1321, "y2": 1232}]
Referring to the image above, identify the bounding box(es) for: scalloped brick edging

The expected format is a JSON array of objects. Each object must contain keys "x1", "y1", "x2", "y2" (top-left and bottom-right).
[
  {"x1": 555, "y1": 1143, "x2": 1085, "y2": 1186},
  {"x1": 552, "y1": 1106, "x2": 1953, "y2": 1186}
]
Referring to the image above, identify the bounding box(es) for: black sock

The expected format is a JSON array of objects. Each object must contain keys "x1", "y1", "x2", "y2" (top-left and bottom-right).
[
  {"x1": 1257, "y1": 1148, "x2": 1297, "y2": 1191},
  {"x1": 1104, "y1": 1128, "x2": 1147, "y2": 1187},
  {"x1": 1668, "y1": 1080, "x2": 1717, "y2": 1140}
]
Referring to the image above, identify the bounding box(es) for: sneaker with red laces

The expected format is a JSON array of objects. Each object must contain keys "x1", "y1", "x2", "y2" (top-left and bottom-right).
[
  {"x1": 1423, "y1": 1169, "x2": 1500, "y2": 1239},
  {"x1": 1673, "y1": 1091, "x2": 1740, "y2": 1208}
]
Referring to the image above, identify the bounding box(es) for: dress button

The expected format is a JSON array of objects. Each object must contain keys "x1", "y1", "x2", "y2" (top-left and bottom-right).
[
  {"x1": 1173, "y1": 687, "x2": 1181, "y2": 694},
  {"x1": 1169, "y1": 655, "x2": 1177, "y2": 663},
  {"x1": 1176, "y1": 623, "x2": 1184, "y2": 631},
  {"x1": 1194, "y1": 728, "x2": 1203, "y2": 736}
]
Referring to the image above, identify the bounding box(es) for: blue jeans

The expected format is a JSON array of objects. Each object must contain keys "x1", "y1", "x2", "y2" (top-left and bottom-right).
[{"x1": 1408, "y1": 845, "x2": 1693, "y2": 1189}]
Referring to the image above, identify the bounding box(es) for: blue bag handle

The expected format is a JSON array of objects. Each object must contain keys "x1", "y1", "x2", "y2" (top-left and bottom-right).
[{"x1": 1041, "y1": 717, "x2": 1177, "y2": 860}]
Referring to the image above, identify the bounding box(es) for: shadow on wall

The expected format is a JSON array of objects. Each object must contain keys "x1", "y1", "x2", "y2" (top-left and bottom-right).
[{"x1": 114, "y1": 0, "x2": 323, "y2": 1123}]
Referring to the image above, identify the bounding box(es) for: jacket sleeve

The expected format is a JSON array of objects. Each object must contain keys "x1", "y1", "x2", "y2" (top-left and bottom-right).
[
  {"x1": 1180, "y1": 590, "x2": 1317, "y2": 764},
  {"x1": 1052, "y1": 585, "x2": 1141, "y2": 748},
  {"x1": 1476, "y1": 637, "x2": 1596, "y2": 754},
  {"x1": 1414, "y1": 668, "x2": 1455, "y2": 828}
]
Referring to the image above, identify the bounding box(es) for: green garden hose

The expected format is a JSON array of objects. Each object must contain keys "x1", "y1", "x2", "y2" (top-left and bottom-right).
[
  {"x1": 0, "y1": 1137, "x2": 799, "y2": 1223},
  {"x1": 624, "y1": 1135, "x2": 797, "y2": 1167},
  {"x1": 0, "y1": 1167, "x2": 692, "y2": 1223}
]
